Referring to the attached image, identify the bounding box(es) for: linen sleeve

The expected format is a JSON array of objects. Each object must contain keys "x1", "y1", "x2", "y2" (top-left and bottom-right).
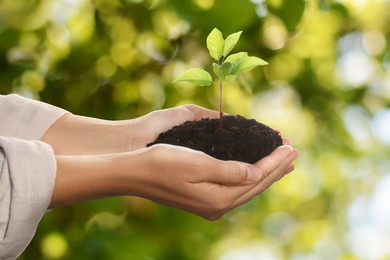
[
  {"x1": 0, "y1": 137, "x2": 57, "y2": 259},
  {"x1": 0, "y1": 94, "x2": 68, "y2": 140},
  {"x1": 0, "y1": 94, "x2": 69, "y2": 259}
]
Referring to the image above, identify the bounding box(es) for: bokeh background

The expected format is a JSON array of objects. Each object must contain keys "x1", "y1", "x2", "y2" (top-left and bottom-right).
[{"x1": 1, "y1": 0, "x2": 390, "y2": 259}]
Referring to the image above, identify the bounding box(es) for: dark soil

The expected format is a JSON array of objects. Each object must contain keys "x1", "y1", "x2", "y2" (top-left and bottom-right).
[{"x1": 147, "y1": 115, "x2": 282, "y2": 164}]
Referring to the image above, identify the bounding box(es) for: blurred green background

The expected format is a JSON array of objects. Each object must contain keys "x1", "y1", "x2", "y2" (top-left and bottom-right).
[{"x1": 1, "y1": 0, "x2": 390, "y2": 259}]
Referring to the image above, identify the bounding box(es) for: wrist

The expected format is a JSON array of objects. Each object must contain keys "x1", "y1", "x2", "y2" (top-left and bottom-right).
[
  {"x1": 50, "y1": 154, "x2": 118, "y2": 208},
  {"x1": 109, "y1": 148, "x2": 153, "y2": 198}
]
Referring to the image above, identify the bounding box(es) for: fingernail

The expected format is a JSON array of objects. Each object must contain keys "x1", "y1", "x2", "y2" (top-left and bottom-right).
[
  {"x1": 289, "y1": 149, "x2": 300, "y2": 160},
  {"x1": 279, "y1": 145, "x2": 293, "y2": 157},
  {"x1": 246, "y1": 165, "x2": 262, "y2": 182}
]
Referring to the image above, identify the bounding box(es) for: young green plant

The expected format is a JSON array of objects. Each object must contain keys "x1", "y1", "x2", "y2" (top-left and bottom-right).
[{"x1": 174, "y1": 28, "x2": 268, "y2": 128}]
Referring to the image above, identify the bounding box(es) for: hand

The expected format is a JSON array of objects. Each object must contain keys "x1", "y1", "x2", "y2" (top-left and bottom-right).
[
  {"x1": 131, "y1": 144, "x2": 299, "y2": 220},
  {"x1": 50, "y1": 142, "x2": 299, "y2": 220},
  {"x1": 42, "y1": 104, "x2": 218, "y2": 155},
  {"x1": 127, "y1": 104, "x2": 219, "y2": 150}
]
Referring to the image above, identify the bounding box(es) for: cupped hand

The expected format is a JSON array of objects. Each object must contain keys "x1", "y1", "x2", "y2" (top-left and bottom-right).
[
  {"x1": 117, "y1": 142, "x2": 299, "y2": 220},
  {"x1": 126, "y1": 104, "x2": 219, "y2": 150},
  {"x1": 50, "y1": 136, "x2": 299, "y2": 219},
  {"x1": 43, "y1": 104, "x2": 219, "y2": 155}
]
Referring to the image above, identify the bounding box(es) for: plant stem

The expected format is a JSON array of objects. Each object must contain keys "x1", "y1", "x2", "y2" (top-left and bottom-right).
[{"x1": 219, "y1": 80, "x2": 223, "y2": 128}]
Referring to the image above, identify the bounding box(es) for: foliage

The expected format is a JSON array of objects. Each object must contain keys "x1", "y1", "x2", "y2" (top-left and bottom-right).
[
  {"x1": 1, "y1": 0, "x2": 390, "y2": 259},
  {"x1": 174, "y1": 28, "x2": 267, "y2": 126}
]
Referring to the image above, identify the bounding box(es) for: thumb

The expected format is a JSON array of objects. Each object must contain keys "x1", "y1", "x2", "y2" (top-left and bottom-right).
[{"x1": 205, "y1": 160, "x2": 262, "y2": 186}]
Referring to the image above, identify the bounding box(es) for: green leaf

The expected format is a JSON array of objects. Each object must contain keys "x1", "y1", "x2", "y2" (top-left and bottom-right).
[
  {"x1": 213, "y1": 62, "x2": 232, "y2": 81},
  {"x1": 207, "y1": 28, "x2": 224, "y2": 61},
  {"x1": 225, "y1": 52, "x2": 247, "y2": 75},
  {"x1": 223, "y1": 31, "x2": 242, "y2": 57},
  {"x1": 225, "y1": 52, "x2": 247, "y2": 63},
  {"x1": 225, "y1": 52, "x2": 268, "y2": 74},
  {"x1": 237, "y1": 56, "x2": 268, "y2": 72},
  {"x1": 226, "y1": 74, "x2": 237, "y2": 81},
  {"x1": 173, "y1": 68, "x2": 213, "y2": 86}
]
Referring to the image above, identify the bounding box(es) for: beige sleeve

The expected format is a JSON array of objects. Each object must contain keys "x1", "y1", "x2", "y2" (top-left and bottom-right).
[
  {"x1": 0, "y1": 94, "x2": 69, "y2": 259},
  {"x1": 0, "y1": 94, "x2": 69, "y2": 140},
  {"x1": 0, "y1": 137, "x2": 56, "y2": 259}
]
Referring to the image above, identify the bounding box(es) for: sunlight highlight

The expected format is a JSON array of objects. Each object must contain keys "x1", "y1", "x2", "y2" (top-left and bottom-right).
[
  {"x1": 41, "y1": 233, "x2": 68, "y2": 259},
  {"x1": 372, "y1": 109, "x2": 390, "y2": 145},
  {"x1": 348, "y1": 174, "x2": 390, "y2": 260}
]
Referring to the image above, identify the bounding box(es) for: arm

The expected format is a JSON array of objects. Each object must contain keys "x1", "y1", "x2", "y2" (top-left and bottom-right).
[
  {"x1": 50, "y1": 143, "x2": 299, "y2": 220},
  {"x1": 41, "y1": 105, "x2": 220, "y2": 155},
  {"x1": 43, "y1": 103, "x2": 299, "y2": 219}
]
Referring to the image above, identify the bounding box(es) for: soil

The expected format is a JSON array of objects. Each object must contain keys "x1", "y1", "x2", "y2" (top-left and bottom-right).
[{"x1": 147, "y1": 115, "x2": 282, "y2": 164}]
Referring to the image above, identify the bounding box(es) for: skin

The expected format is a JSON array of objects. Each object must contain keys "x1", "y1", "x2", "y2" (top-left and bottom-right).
[{"x1": 42, "y1": 105, "x2": 299, "y2": 220}]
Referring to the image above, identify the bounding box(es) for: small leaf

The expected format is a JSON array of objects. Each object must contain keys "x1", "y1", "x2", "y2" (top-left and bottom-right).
[
  {"x1": 237, "y1": 56, "x2": 268, "y2": 72},
  {"x1": 213, "y1": 62, "x2": 232, "y2": 81},
  {"x1": 225, "y1": 52, "x2": 247, "y2": 75},
  {"x1": 207, "y1": 28, "x2": 224, "y2": 61},
  {"x1": 226, "y1": 74, "x2": 237, "y2": 81},
  {"x1": 223, "y1": 31, "x2": 242, "y2": 57},
  {"x1": 173, "y1": 68, "x2": 213, "y2": 86},
  {"x1": 225, "y1": 52, "x2": 247, "y2": 63},
  {"x1": 226, "y1": 52, "x2": 268, "y2": 74}
]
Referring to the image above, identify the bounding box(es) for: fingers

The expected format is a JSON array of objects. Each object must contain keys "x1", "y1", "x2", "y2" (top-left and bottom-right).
[
  {"x1": 221, "y1": 146, "x2": 299, "y2": 211},
  {"x1": 191, "y1": 156, "x2": 252, "y2": 185},
  {"x1": 259, "y1": 147, "x2": 299, "y2": 187},
  {"x1": 282, "y1": 137, "x2": 292, "y2": 146},
  {"x1": 194, "y1": 144, "x2": 298, "y2": 189},
  {"x1": 253, "y1": 145, "x2": 295, "y2": 175},
  {"x1": 253, "y1": 145, "x2": 299, "y2": 188},
  {"x1": 144, "y1": 143, "x2": 299, "y2": 220},
  {"x1": 211, "y1": 161, "x2": 267, "y2": 186}
]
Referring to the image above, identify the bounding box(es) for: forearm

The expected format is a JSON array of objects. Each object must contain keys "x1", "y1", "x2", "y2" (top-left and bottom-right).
[
  {"x1": 49, "y1": 149, "x2": 151, "y2": 208},
  {"x1": 42, "y1": 113, "x2": 139, "y2": 155},
  {"x1": 41, "y1": 105, "x2": 221, "y2": 156}
]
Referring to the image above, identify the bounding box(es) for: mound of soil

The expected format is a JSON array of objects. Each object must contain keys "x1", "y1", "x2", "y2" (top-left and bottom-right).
[{"x1": 147, "y1": 115, "x2": 282, "y2": 164}]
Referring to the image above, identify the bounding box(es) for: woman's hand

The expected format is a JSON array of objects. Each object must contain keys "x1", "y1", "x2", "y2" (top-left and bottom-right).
[
  {"x1": 42, "y1": 105, "x2": 218, "y2": 155},
  {"x1": 126, "y1": 104, "x2": 219, "y2": 150},
  {"x1": 44, "y1": 104, "x2": 299, "y2": 219},
  {"x1": 125, "y1": 144, "x2": 299, "y2": 220},
  {"x1": 50, "y1": 143, "x2": 299, "y2": 220}
]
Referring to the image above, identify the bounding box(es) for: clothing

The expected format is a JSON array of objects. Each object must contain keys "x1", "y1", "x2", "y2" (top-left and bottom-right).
[{"x1": 0, "y1": 94, "x2": 67, "y2": 259}]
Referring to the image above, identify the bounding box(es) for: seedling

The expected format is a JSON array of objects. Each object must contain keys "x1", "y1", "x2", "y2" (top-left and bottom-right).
[{"x1": 174, "y1": 28, "x2": 268, "y2": 127}]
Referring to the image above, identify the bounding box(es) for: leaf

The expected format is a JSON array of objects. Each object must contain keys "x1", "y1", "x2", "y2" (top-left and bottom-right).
[
  {"x1": 225, "y1": 52, "x2": 248, "y2": 75},
  {"x1": 223, "y1": 31, "x2": 242, "y2": 57},
  {"x1": 213, "y1": 62, "x2": 232, "y2": 81},
  {"x1": 173, "y1": 68, "x2": 213, "y2": 86},
  {"x1": 237, "y1": 56, "x2": 268, "y2": 72},
  {"x1": 225, "y1": 52, "x2": 247, "y2": 63},
  {"x1": 225, "y1": 52, "x2": 268, "y2": 74},
  {"x1": 207, "y1": 28, "x2": 224, "y2": 61},
  {"x1": 225, "y1": 74, "x2": 237, "y2": 81}
]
